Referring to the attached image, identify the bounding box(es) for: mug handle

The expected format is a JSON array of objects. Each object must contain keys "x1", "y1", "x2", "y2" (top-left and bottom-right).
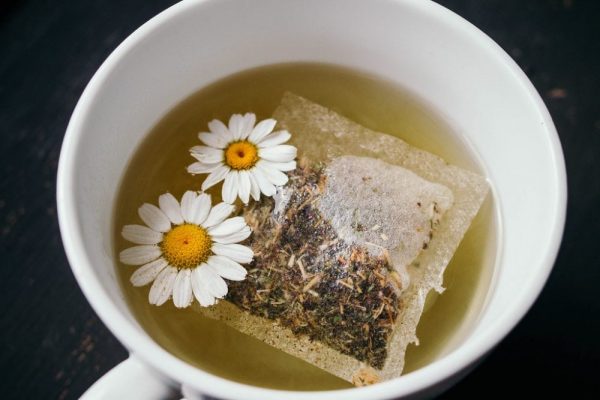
[{"x1": 81, "y1": 355, "x2": 177, "y2": 399}]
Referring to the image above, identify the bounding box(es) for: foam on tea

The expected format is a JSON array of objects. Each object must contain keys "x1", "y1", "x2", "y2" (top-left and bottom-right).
[{"x1": 196, "y1": 93, "x2": 489, "y2": 384}]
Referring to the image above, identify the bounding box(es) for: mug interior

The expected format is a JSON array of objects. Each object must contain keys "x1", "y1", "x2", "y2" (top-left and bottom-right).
[{"x1": 57, "y1": 0, "x2": 566, "y2": 399}]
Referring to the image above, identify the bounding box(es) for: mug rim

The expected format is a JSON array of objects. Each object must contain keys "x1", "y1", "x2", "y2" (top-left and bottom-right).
[{"x1": 57, "y1": 0, "x2": 567, "y2": 398}]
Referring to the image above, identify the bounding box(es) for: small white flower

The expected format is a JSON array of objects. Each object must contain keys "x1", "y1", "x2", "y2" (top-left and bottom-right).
[
  {"x1": 119, "y1": 191, "x2": 253, "y2": 308},
  {"x1": 187, "y1": 113, "x2": 297, "y2": 204}
]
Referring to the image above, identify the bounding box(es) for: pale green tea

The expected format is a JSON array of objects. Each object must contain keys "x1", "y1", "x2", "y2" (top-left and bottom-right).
[{"x1": 113, "y1": 63, "x2": 497, "y2": 390}]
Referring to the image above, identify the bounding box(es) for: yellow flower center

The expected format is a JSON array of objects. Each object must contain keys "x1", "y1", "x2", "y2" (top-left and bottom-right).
[
  {"x1": 160, "y1": 224, "x2": 212, "y2": 269},
  {"x1": 225, "y1": 141, "x2": 259, "y2": 170}
]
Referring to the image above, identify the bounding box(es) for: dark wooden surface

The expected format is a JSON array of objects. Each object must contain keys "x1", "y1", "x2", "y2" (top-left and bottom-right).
[{"x1": 1, "y1": 0, "x2": 598, "y2": 398}]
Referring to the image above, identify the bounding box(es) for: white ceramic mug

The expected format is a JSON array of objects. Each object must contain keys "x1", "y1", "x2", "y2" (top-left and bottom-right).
[{"x1": 57, "y1": 0, "x2": 567, "y2": 398}]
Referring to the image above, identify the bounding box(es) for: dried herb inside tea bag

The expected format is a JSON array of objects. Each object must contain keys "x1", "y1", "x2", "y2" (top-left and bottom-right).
[{"x1": 196, "y1": 93, "x2": 489, "y2": 385}]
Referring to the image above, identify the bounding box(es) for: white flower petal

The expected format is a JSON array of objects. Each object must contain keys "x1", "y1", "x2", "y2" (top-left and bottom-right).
[
  {"x1": 202, "y1": 202, "x2": 235, "y2": 228},
  {"x1": 259, "y1": 160, "x2": 297, "y2": 172},
  {"x1": 190, "y1": 145, "x2": 217, "y2": 156},
  {"x1": 187, "y1": 161, "x2": 221, "y2": 175},
  {"x1": 208, "y1": 119, "x2": 233, "y2": 142},
  {"x1": 190, "y1": 193, "x2": 211, "y2": 225},
  {"x1": 257, "y1": 130, "x2": 291, "y2": 148},
  {"x1": 138, "y1": 204, "x2": 171, "y2": 233},
  {"x1": 130, "y1": 258, "x2": 168, "y2": 287},
  {"x1": 206, "y1": 255, "x2": 247, "y2": 281},
  {"x1": 251, "y1": 168, "x2": 276, "y2": 197},
  {"x1": 228, "y1": 114, "x2": 245, "y2": 140},
  {"x1": 180, "y1": 191, "x2": 198, "y2": 223},
  {"x1": 191, "y1": 267, "x2": 216, "y2": 307},
  {"x1": 248, "y1": 170, "x2": 261, "y2": 201},
  {"x1": 258, "y1": 145, "x2": 297, "y2": 163},
  {"x1": 190, "y1": 145, "x2": 207, "y2": 153},
  {"x1": 221, "y1": 171, "x2": 238, "y2": 204},
  {"x1": 248, "y1": 118, "x2": 277, "y2": 143},
  {"x1": 190, "y1": 145, "x2": 224, "y2": 164},
  {"x1": 212, "y1": 243, "x2": 254, "y2": 263},
  {"x1": 237, "y1": 170, "x2": 251, "y2": 205},
  {"x1": 148, "y1": 266, "x2": 177, "y2": 306},
  {"x1": 122, "y1": 224, "x2": 163, "y2": 245},
  {"x1": 201, "y1": 164, "x2": 230, "y2": 191},
  {"x1": 158, "y1": 193, "x2": 184, "y2": 225},
  {"x1": 194, "y1": 152, "x2": 224, "y2": 165},
  {"x1": 196, "y1": 265, "x2": 228, "y2": 298},
  {"x1": 198, "y1": 132, "x2": 227, "y2": 149},
  {"x1": 208, "y1": 216, "x2": 247, "y2": 237},
  {"x1": 239, "y1": 113, "x2": 256, "y2": 139},
  {"x1": 119, "y1": 245, "x2": 162, "y2": 265},
  {"x1": 257, "y1": 161, "x2": 289, "y2": 186},
  {"x1": 172, "y1": 269, "x2": 194, "y2": 308},
  {"x1": 212, "y1": 227, "x2": 252, "y2": 244}
]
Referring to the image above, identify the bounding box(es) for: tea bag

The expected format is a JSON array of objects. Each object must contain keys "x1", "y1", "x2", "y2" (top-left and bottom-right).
[{"x1": 196, "y1": 93, "x2": 489, "y2": 385}]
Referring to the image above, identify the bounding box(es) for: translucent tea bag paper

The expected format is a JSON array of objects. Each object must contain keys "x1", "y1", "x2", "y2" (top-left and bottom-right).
[{"x1": 196, "y1": 93, "x2": 489, "y2": 385}]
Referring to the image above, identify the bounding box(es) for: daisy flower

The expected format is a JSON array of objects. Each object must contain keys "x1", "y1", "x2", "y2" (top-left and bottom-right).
[
  {"x1": 187, "y1": 113, "x2": 297, "y2": 204},
  {"x1": 119, "y1": 191, "x2": 253, "y2": 308}
]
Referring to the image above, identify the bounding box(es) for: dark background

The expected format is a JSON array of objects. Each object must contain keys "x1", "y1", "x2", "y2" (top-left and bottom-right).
[{"x1": 1, "y1": 0, "x2": 598, "y2": 398}]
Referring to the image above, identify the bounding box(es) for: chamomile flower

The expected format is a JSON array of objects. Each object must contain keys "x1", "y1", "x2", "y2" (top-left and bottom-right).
[
  {"x1": 187, "y1": 113, "x2": 297, "y2": 204},
  {"x1": 119, "y1": 191, "x2": 253, "y2": 308}
]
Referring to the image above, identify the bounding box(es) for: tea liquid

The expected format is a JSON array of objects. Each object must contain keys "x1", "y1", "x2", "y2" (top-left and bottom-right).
[{"x1": 113, "y1": 63, "x2": 498, "y2": 390}]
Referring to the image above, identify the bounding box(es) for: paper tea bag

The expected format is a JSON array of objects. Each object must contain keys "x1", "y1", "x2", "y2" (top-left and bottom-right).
[{"x1": 196, "y1": 93, "x2": 489, "y2": 385}]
